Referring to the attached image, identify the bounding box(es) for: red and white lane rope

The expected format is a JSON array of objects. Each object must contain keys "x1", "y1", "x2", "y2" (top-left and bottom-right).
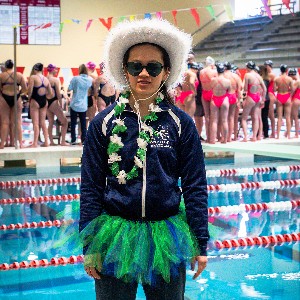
[
  {"x1": 0, "y1": 178, "x2": 300, "y2": 199},
  {"x1": 206, "y1": 165, "x2": 300, "y2": 177},
  {"x1": 214, "y1": 232, "x2": 300, "y2": 250},
  {"x1": 0, "y1": 219, "x2": 74, "y2": 231},
  {"x1": 0, "y1": 255, "x2": 84, "y2": 271},
  {"x1": 0, "y1": 194, "x2": 80, "y2": 205},
  {"x1": 1, "y1": 233, "x2": 299, "y2": 271},
  {"x1": 1, "y1": 165, "x2": 300, "y2": 189},
  {"x1": 0, "y1": 177, "x2": 81, "y2": 189},
  {"x1": 1, "y1": 200, "x2": 299, "y2": 231},
  {"x1": 207, "y1": 179, "x2": 300, "y2": 192},
  {"x1": 208, "y1": 199, "x2": 300, "y2": 215}
]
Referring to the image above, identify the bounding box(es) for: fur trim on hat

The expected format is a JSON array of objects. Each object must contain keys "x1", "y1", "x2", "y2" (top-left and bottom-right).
[{"x1": 103, "y1": 19, "x2": 192, "y2": 89}]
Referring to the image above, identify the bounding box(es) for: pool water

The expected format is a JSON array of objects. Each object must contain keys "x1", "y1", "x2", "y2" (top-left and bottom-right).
[{"x1": 0, "y1": 162, "x2": 299, "y2": 300}]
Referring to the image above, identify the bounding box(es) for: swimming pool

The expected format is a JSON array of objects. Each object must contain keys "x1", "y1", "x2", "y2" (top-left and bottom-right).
[{"x1": 0, "y1": 161, "x2": 299, "y2": 300}]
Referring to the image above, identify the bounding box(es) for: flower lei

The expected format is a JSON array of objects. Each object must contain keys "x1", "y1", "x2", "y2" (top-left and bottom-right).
[{"x1": 107, "y1": 91, "x2": 164, "y2": 184}]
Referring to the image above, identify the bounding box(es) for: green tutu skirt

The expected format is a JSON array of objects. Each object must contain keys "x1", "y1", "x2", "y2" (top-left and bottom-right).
[{"x1": 80, "y1": 206, "x2": 199, "y2": 284}]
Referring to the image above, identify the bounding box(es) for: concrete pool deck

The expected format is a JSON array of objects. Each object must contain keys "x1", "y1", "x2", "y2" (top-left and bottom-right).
[
  {"x1": 0, "y1": 138, "x2": 299, "y2": 174},
  {"x1": 202, "y1": 138, "x2": 300, "y2": 165}
]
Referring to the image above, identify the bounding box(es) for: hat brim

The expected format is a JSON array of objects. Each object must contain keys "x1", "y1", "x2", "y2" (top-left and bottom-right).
[{"x1": 103, "y1": 19, "x2": 192, "y2": 89}]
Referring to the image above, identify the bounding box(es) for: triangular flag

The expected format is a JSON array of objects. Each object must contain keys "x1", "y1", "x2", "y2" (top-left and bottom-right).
[
  {"x1": 190, "y1": 8, "x2": 200, "y2": 27},
  {"x1": 16, "y1": 67, "x2": 25, "y2": 74},
  {"x1": 129, "y1": 15, "x2": 135, "y2": 21},
  {"x1": 72, "y1": 19, "x2": 81, "y2": 24},
  {"x1": 55, "y1": 68, "x2": 60, "y2": 77},
  {"x1": 118, "y1": 16, "x2": 126, "y2": 22},
  {"x1": 34, "y1": 24, "x2": 44, "y2": 30},
  {"x1": 86, "y1": 19, "x2": 93, "y2": 31},
  {"x1": 59, "y1": 22, "x2": 64, "y2": 33},
  {"x1": 261, "y1": 0, "x2": 272, "y2": 19},
  {"x1": 59, "y1": 77, "x2": 64, "y2": 85},
  {"x1": 224, "y1": 4, "x2": 234, "y2": 23},
  {"x1": 171, "y1": 10, "x2": 178, "y2": 26},
  {"x1": 99, "y1": 17, "x2": 113, "y2": 31},
  {"x1": 156, "y1": 11, "x2": 162, "y2": 20},
  {"x1": 41, "y1": 23, "x2": 52, "y2": 29},
  {"x1": 71, "y1": 68, "x2": 79, "y2": 76},
  {"x1": 282, "y1": 0, "x2": 294, "y2": 15},
  {"x1": 63, "y1": 19, "x2": 72, "y2": 24},
  {"x1": 206, "y1": 5, "x2": 216, "y2": 20},
  {"x1": 144, "y1": 13, "x2": 151, "y2": 19}
]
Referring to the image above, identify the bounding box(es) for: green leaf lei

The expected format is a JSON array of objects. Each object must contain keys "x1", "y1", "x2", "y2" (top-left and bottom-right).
[{"x1": 107, "y1": 91, "x2": 164, "y2": 184}]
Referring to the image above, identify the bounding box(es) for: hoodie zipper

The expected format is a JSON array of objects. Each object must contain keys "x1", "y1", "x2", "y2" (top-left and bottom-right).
[{"x1": 141, "y1": 152, "x2": 147, "y2": 218}]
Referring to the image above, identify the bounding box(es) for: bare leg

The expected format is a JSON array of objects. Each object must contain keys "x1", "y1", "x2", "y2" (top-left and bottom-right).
[
  {"x1": 233, "y1": 104, "x2": 240, "y2": 141},
  {"x1": 284, "y1": 101, "x2": 292, "y2": 139},
  {"x1": 292, "y1": 100, "x2": 300, "y2": 138},
  {"x1": 97, "y1": 98, "x2": 106, "y2": 113},
  {"x1": 47, "y1": 108, "x2": 55, "y2": 145},
  {"x1": 29, "y1": 100, "x2": 41, "y2": 148},
  {"x1": 39, "y1": 105, "x2": 49, "y2": 147},
  {"x1": 241, "y1": 97, "x2": 255, "y2": 142},
  {"x1": 209, "y1": 102, "x2": 219, "y2": 144},
  {"x1": 227, "y1": 103, "x2": 237, "y2": 142},
  {"x1": 251, "y1": 103, "x2": 261, "y2": 141},
  {"x1": 219, "y1": 99, "x2": 229, "y2": 143},
  {"x1": 194, "y1": 116, "x2": 204, "y2": 137},
  {"x1": 16, "y1": 99, "x2": 23, "y2": 147},
  {"x1": 202, "y1": 98, "x2": 210, "y2": 142},
  {"x1": 49, "y1": 101, "x2": 69, "y2": 145},
  {"x1": 0, "y1": 98, "x2": 10, "y2": 149},
  {"x1": 268, "y1": 93, "x2": 276, "y2": 138},
  {"x1": 184, "y1": 95, "x2": 196, "y2": 118},
  {"x1": 276, "y1": 102, "x2": 283, "y2": 139},
  {"x1": 87, "y1": 105, "x2": 97, "y2": 128}
]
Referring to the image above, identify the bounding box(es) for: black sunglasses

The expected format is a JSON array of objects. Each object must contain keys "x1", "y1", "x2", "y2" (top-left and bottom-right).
[{"x1": 126, "y1": 62, "x2": 164, "y2": 77}]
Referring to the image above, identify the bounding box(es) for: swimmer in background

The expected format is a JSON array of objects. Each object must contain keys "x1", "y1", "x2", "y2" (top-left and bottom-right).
[
  {"x1": 210, "y1": 63, "x2": 232, "y2": 144},
  {"x1": 178, "y1": 61, "x2": 199, "y2": 117},
  {"x1": 27, "y1": 63, "x2": 53, "y2": 148},
  {"x1": 288, "y1": 68, "x2": 300, "y2": 138},
  {"x1": 241, "y1": 61, "x2": 266, "y2": 142},
  {"x1": 46, "y1": 64, "x2": 69, "y2": 146},
  {"x1": 93, "y1": 62, "x2": 117, "y2": 113},
  {"x1": 86, "y1": 61, "x2": 98, "y2": 126},
  {"x1": 274, "y1": 64, "x2": 294, "y2": 139},
  {"x1": 200, "y1": 56, "x2": 217, "y2": 142},
  {"x1": 264, "y1": 60, "x2": 277, "y2": 138},
  {"x1": 231, "y1": 65, "x2": 243, "y2": 141},
  {"x1": 0, "y1": 59, "x2": 27, "y2": 149},
  {"x1": 224, "y1": 62, "x2": 242, "y2": 142}
]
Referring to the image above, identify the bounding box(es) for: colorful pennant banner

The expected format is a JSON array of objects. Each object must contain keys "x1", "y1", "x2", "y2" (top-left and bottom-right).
[{"x1": 261, "y1": 0, "x2": 273, "y2": 19}]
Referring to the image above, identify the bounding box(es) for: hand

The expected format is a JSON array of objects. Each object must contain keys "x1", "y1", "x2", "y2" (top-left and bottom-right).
[
  {"x1": 84, "y1": 266, "x2": 101, "y2": 279},
  {"x1": 191, "y1": 255, "x2": 208, "y2": 280}
]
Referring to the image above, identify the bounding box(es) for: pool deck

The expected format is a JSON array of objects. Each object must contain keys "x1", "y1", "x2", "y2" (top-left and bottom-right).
[
  {"x1": 0, "y1": 145, "x2": 82, "y2": 174},
  {"x1": 202, "y1": 139, "x2": 300, "y2": 165},
  {"x1": 0, "y1": 138, "x2": 299, "y2": 174}
]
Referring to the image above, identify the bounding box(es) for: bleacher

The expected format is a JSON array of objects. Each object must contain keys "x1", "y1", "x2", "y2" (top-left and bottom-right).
[{"x1": 194, "y1": 10, "x2": 300, "y2": 68}]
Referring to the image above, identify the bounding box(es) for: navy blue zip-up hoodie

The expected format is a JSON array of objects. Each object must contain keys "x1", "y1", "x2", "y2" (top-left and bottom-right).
[{"x1": 80, "y1": 100, "x2": 209, "y2": 256}]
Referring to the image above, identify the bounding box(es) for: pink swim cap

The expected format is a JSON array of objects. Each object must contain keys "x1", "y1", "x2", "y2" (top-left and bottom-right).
[
  {"x1": 86, "y1": 61, "x2": 96, "y2": 71},
  {"x1": 47, "y1": 64, "x2": 56, "y2": 72}
]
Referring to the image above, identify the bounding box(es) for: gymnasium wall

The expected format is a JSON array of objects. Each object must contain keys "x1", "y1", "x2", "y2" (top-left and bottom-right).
[{"x1": 1, "y1": 0, "x2": 232, "y2": 85}]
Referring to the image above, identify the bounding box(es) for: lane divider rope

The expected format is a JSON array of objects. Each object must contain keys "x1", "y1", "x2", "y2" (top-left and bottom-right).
[
  {"x1": 1, "y1": 233, "x2": 299, "y2": 271},
  {"x1": 1, "y1": 165, "x2": 300, "y2": 189},
  {"x1": 1, "y1": 178, "x2": 300, "y2": 205},
  {"x1": 1, "y1": 200, "x2": 299, "y2": 230}
]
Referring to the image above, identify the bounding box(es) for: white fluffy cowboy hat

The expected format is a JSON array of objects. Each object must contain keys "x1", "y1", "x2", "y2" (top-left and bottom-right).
[{"x1": 103, "y1": 18, "x2": 192, "y2": 89}]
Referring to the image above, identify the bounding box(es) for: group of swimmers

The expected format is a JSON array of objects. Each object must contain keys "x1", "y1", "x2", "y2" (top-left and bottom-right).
[
  {"x1": 174, "y1": 53, "x2": 300, "y2": 143},
  {"x1": 0, "y1": 56, "x2": 299, "y2": 149},
  {"x1": 0, "y1": 60, "x2": 116, "y2": 149}
]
